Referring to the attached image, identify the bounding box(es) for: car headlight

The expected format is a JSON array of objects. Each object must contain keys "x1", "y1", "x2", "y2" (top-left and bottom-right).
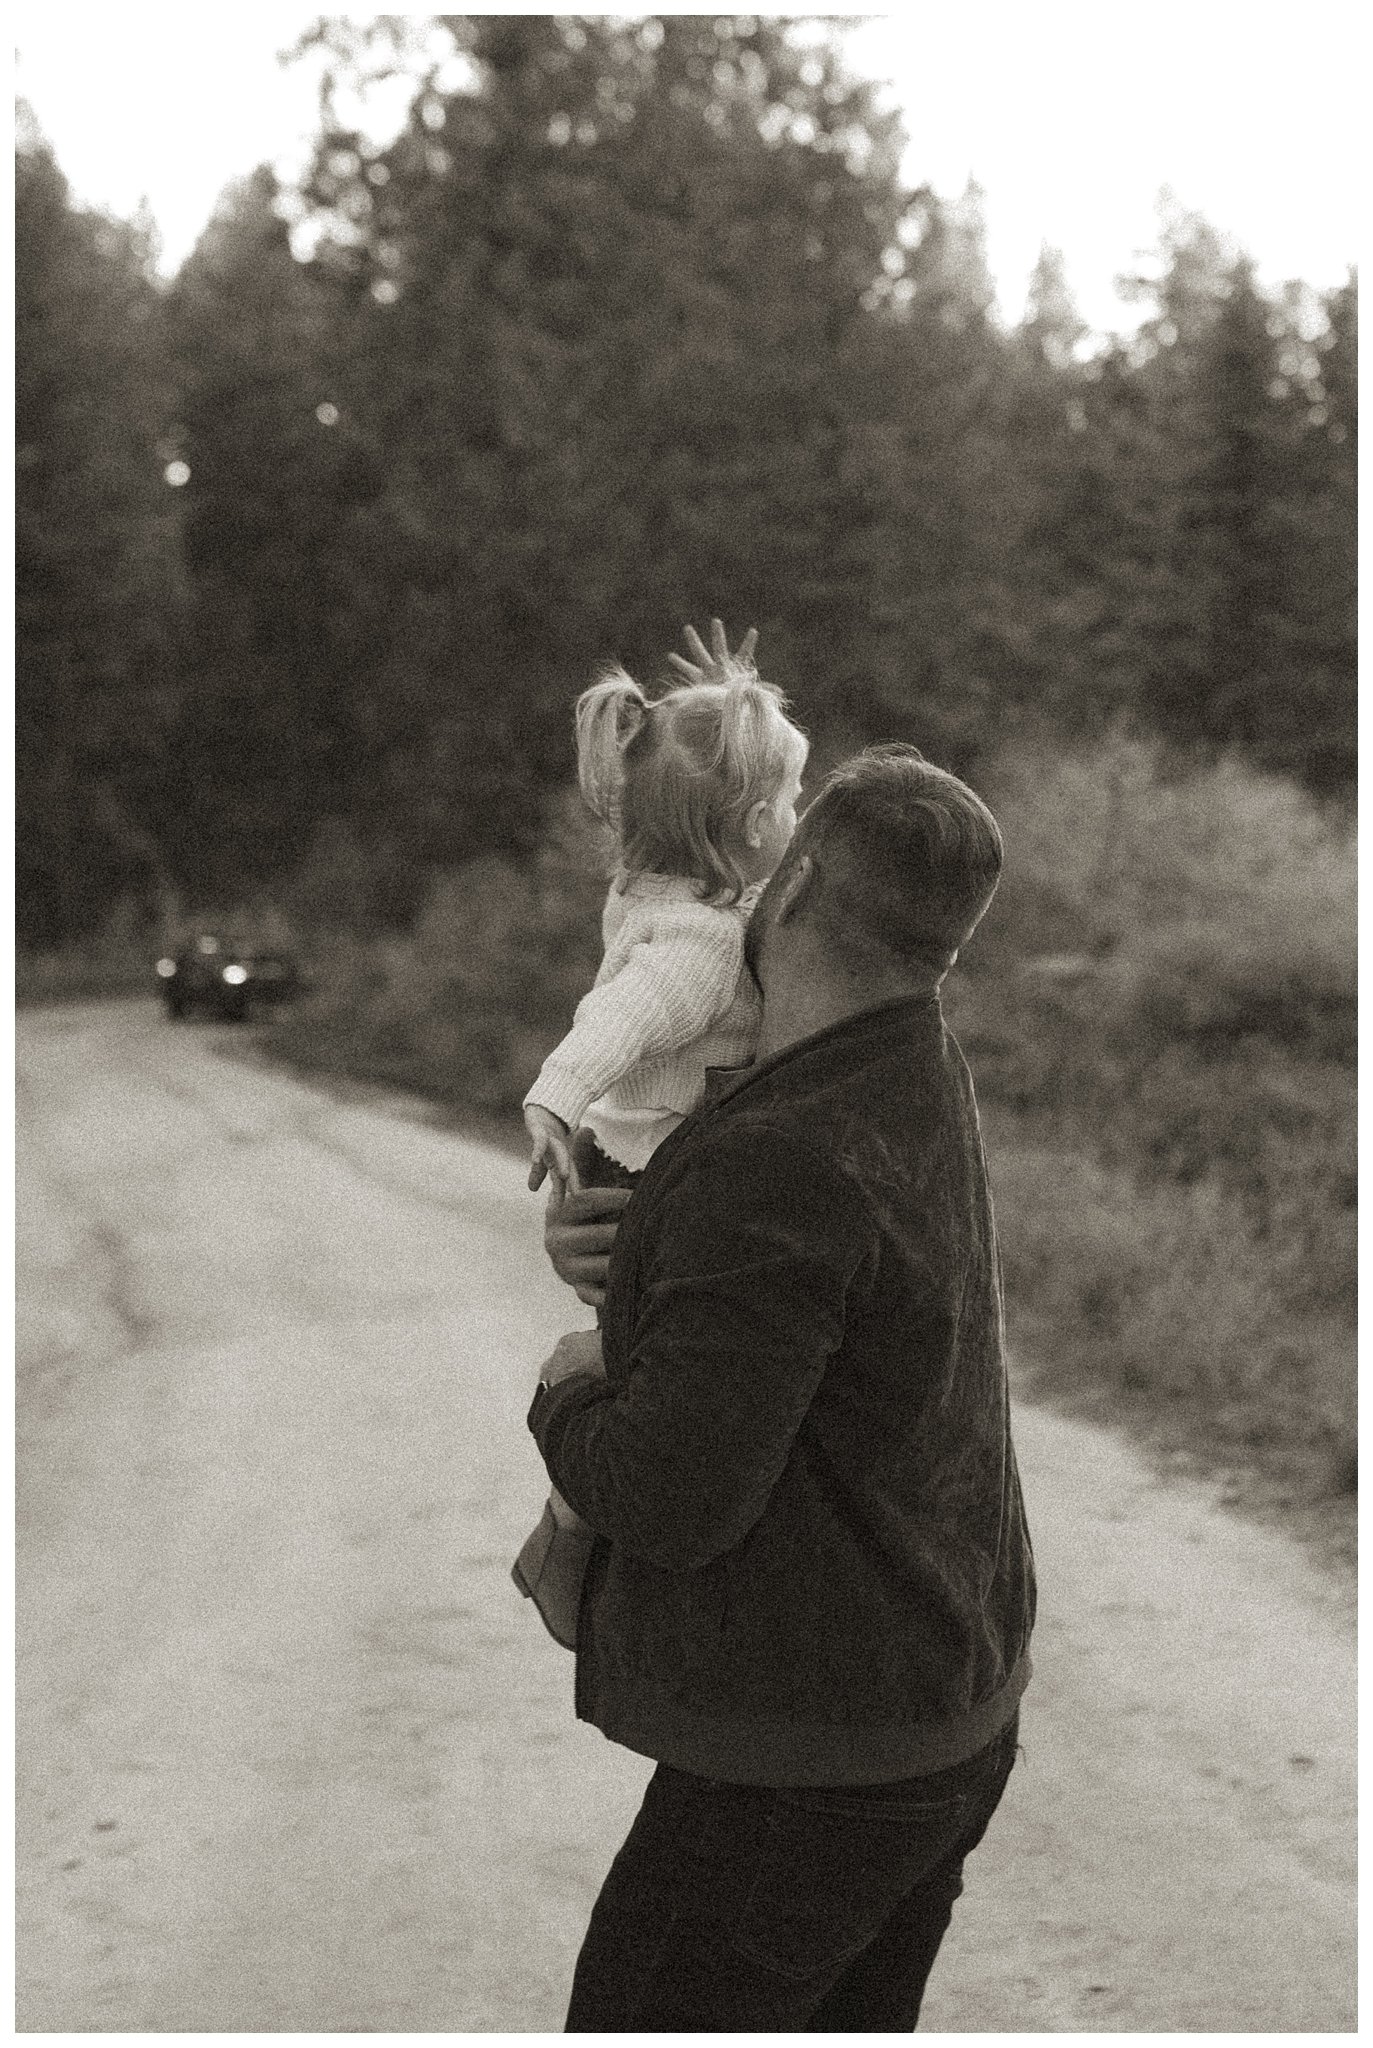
[
  {"x1": 222, "y1": 965, "x2": 249, "y2": 985},
  {"x1": 156, "y1": 958, "x2": 177, "y2": 978}
]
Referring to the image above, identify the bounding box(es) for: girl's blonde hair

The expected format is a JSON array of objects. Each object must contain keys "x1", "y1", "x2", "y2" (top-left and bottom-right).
[{"x1": 575, "y1": 661, "x2": 808, "y2": 904}]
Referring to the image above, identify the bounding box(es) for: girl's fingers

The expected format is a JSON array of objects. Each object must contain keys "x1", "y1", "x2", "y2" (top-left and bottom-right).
[
  {"x1": 528, "y1": 1157, "x2": 548, "y2": 1192},
  {"x1": 680, "y1": 620, "x2": 753, "y2": 681}
]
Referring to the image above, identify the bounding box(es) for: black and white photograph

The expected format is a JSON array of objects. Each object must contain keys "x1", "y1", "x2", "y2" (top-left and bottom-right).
[{"x1": 14, "y1": 5, "x2": 1357, "y2": 2033}]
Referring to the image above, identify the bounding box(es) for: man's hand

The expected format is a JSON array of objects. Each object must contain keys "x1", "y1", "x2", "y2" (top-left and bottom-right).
[
  {"x1": 545, "y1": 1172, "x2": 632, "y2": 1307},
  {"x1": 666, "y1": 617, "x2": 759, "y2": 688},
  {"x1": 525, "y1": 1103, "x2": 573, "y2": 1192},
  {"x1": 537, "y1": 1328, "x2": 606, "y2": 1393}
]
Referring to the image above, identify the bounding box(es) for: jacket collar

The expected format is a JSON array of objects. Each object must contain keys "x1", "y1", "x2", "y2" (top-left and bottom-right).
[{"x1": 702, "y1": 993, "x2": 939, "y2": 1110}]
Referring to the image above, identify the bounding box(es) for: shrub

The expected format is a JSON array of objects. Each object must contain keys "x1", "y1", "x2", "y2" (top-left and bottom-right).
[
  {"x1": 268, "y1": 790, "x2": 604, "y2": 1117},
  {"x1": 978, "y1": 731, "x2": 1355, "y2": 1049},
  {"x1": 962, "y1": 735, "x2": 1355, "y2": 1517},
  {"x1": 16, "y1": 892, "x2": 169, "y2": 1004},
  {"x1": 281, "y1": 818, "x2": 382, "y2": 936}
]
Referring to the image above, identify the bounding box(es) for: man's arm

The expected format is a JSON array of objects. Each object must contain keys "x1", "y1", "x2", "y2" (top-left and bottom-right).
[{"x1": 530, "y1": 1124, "x2": 868, "y2": 1570}]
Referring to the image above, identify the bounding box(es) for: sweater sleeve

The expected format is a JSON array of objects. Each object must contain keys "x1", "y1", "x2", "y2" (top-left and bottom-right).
[
  {"x1": 528, "y1": 1123, "x2": 869, "y2": 1568},
  {"x1": 524, "y1": 909, "x2": 745, "y2": 1129}
]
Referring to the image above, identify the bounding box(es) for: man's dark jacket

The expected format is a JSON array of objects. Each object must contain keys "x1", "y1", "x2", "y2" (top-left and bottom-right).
[{"x1": 529, "y1": 995, "x2": 1035, "y2": 1786}]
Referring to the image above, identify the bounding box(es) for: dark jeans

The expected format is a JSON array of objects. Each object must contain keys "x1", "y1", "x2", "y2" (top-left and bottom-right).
[
  {"x1": 575, "y1": 1130, "x2": 645, "y2": 1192},
  {"x1": 578, "y1": 1132, "x2": 641, "y2": 1334},
  {"x1": 565, "y1": 1712, "x2": 1020, "y2": 2032}
]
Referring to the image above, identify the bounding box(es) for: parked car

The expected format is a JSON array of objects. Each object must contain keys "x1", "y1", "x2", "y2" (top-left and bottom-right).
[{"x1": 156, "y1": 934, "x2": 303, "y2": 1022}]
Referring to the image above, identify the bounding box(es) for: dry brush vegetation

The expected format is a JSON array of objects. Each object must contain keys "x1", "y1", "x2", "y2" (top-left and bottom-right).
[{"x1": 256, "y1": 734, "x2": 1355, "y2": 1551}]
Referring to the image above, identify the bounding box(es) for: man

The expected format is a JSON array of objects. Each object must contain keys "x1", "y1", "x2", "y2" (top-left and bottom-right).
[{"x1": 528, "y1": 736, "x2": 1036, "y2": 2031}]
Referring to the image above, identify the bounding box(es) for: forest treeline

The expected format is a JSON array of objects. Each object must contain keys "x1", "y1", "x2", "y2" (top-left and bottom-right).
[{"x1": 15, "y1": 14, "x2": 1357, "y2": 952}]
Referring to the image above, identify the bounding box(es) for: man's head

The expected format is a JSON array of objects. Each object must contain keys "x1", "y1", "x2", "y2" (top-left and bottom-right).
[{"x1": 745, "y1": 744, "x2": 1004, "y2": 998}]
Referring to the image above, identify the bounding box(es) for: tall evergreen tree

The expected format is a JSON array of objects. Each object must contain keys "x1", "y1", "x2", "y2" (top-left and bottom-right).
[
  {"x1": 1263, "y1": 273, "x2": 1357, "y2": 795},
  {"x1": 290, "y1": 14, "x2": 919, "y2": 814},
  {"x1": 1116, "y1": 217, "x2": 1355, "y2": 793},
  {"x1": 15, "y1": 123, "x2": 182, "y2": 947},
  {"x1": 993, "y1": 244, "x2": 1110, "y2": 735},
  {"x1": 158, "y1": 168, "x2": 387, "y2": 902},
  {"x1": 857, "y1": 180, "x2": 1023, "y2": 766}
]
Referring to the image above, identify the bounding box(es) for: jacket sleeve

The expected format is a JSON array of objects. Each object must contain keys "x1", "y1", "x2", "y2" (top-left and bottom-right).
[
  {"x1": 529, "y1": 1123, "x2": 869, "y2": 1569},
  {"x1": 524, "y1": 910, "x2": 746, "y2": 1128}
]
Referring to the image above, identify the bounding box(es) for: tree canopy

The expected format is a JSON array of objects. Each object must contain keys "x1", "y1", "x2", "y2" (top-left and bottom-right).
[{"x1": 14, "y1": 21, "x2": 1357, "y2": 946}]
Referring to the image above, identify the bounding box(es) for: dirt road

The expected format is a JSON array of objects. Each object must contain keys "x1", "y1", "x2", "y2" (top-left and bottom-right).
[{"x1": 16, "y1": 1002, "x2": 1356, "y2": 2032}]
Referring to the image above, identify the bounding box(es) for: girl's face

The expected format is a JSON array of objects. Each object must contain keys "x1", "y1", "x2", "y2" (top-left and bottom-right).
[{"x1": 741, "y1": 752, "x2": 806, "y2": 883}]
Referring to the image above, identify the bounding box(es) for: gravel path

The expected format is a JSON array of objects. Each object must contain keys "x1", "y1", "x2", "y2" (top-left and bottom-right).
[{"x1": 16, "y1": 1001, "x2": 1356, "y2": 2031}]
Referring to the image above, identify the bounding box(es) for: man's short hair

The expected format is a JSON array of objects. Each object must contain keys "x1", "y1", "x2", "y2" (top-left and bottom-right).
[{"x1": 796, "y1": 744, "x2": 1004, "y2": 974}]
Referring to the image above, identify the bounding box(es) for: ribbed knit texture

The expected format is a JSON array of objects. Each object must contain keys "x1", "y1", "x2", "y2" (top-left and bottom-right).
[{"x1": 525, "y1": 873, "x2": 762, "y2": 1170}]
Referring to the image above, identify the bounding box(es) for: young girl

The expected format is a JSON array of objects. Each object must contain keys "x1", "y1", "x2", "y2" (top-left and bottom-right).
[{"x1": 512, "y1": 623, "x2": 809, "y2": 1648}]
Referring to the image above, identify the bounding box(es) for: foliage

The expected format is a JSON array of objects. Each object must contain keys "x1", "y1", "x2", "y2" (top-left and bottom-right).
[
  {"x1": 947, "y1": 737, "x2": 1355, "y2": 1485},
  {"x1": 14, "y1": 124, "x2": 183, "y2": 946},
  {"x1": 289, "y1": 15, "x2": 926, "y2": 808},
  {"x1": 1069, "y1": 212, "x2": 1357, "y2": 792},
  {"x1": 989, "y1": 1130, "x2": 1355, "y2": 1508},
  {"x1": 16, "y1": 23, "x2": 1356, "y2": 938},
  {"x1": 154, "y1": 167, "x2": 390, "y2": 901},
  {"x1": 268, "y1": 790, "x2": 605, "y2": 1110}
]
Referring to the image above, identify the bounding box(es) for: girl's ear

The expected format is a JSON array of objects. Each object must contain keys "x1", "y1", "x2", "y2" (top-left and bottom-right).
[{"x1": 743, "y1": 796, "x2": 771, "y2": 849}]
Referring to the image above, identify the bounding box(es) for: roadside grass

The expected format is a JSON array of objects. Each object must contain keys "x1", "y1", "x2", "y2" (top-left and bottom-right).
[
  {"x1": 983, "y1": 1115, "x2": 1355, "y2": 1564},
  {"x1": 247, "y1": 739, "x2": 1356, "y2": 1561}
]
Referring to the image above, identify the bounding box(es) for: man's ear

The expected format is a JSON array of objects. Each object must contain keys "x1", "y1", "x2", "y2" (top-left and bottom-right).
[{"x1": 773, "y1": 851, "x2": 816, "y2": 924}]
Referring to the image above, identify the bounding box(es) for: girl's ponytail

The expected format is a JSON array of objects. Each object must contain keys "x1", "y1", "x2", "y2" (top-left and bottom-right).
[
  {"x1": 711, "y1": 671, "x2": 792, "y2": 802},
  {"x1": 574, "y1": 665, "x2": 650, "y2": 825}
]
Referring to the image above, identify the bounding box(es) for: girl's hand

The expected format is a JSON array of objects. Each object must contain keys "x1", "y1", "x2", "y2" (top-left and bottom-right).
[
  {"x1": 525, "y1": 1104, "x2": 573, "y2": 1192},
  {"x1": 667, "y1": 617, "x2": 758, "y2": 687}
]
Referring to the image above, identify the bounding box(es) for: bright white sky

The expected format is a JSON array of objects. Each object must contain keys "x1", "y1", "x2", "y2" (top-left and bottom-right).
[{"x1": 13, "y1": 4, "x2": 1363, "y2": 335}]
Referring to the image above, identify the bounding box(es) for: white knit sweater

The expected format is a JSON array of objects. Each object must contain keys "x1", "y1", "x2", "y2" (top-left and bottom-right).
[{"x1": 525, "y1": 872, "x2": 762, "y2": 1171}]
